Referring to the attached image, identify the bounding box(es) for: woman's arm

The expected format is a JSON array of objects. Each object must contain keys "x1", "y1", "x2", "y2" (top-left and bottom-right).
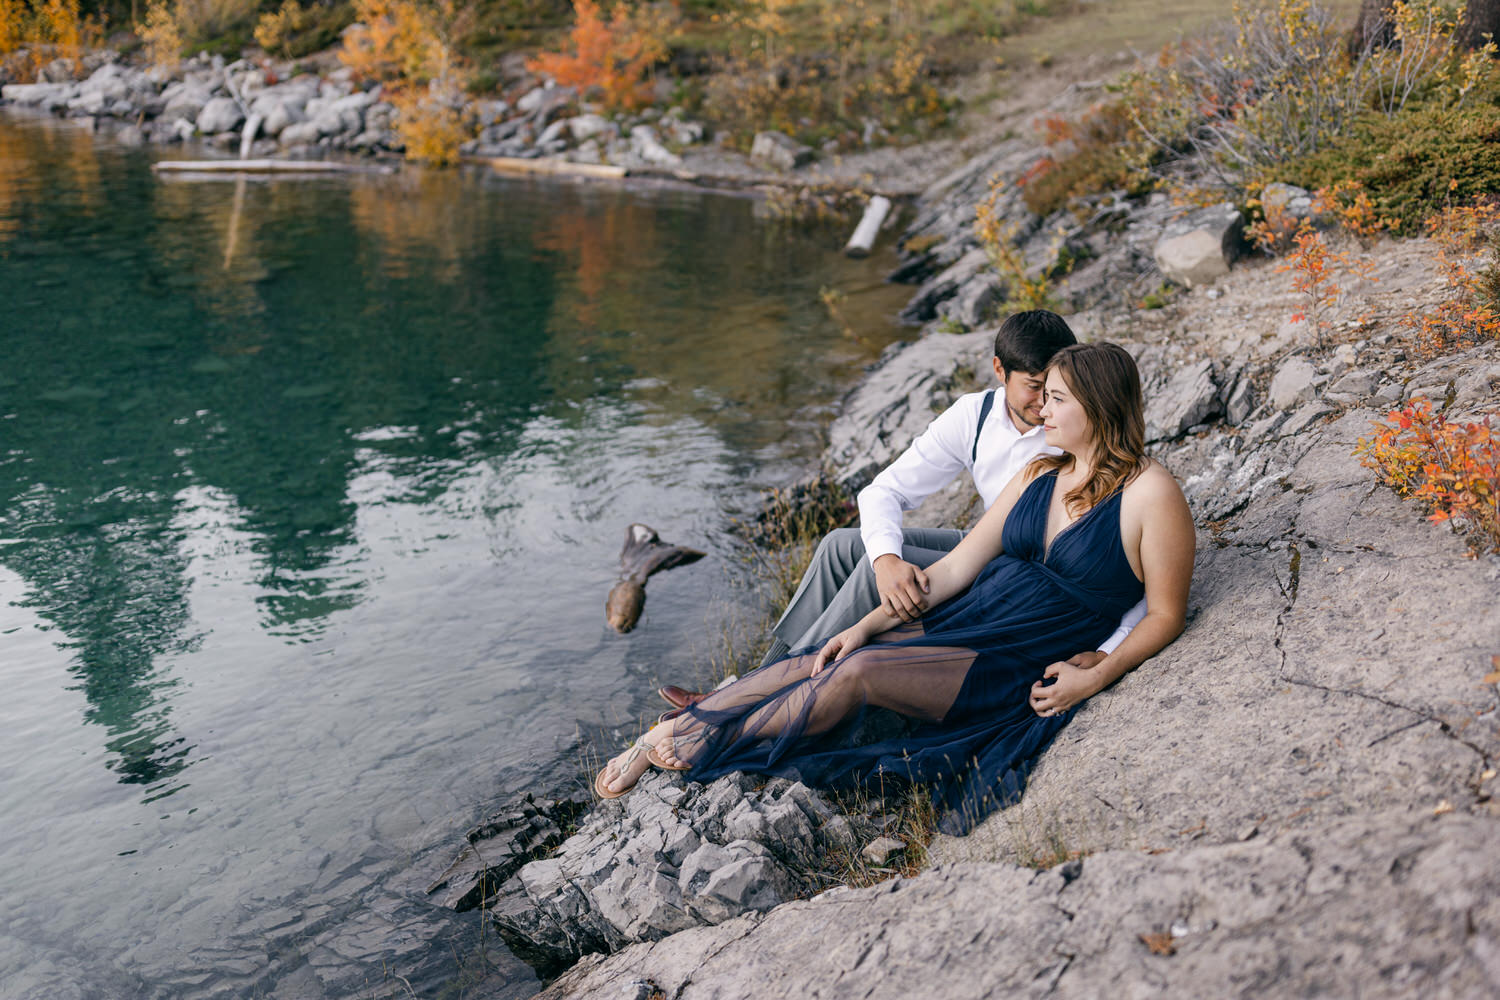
[
  {"x1": 813, "y1": 462, "x2": 1041, "y2": 672},
  {"x1": 1029, "y1": 464, "x2": 1196, "y2": 714}
]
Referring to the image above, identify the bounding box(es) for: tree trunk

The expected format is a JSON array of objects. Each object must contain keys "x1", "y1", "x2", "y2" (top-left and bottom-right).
[
  {"x1": 1456, "y1": 0, "x2": 1500, "y2": 49},
  {"x1": 1347, "y1": 0, "x2": 1396, "y2": 57}
]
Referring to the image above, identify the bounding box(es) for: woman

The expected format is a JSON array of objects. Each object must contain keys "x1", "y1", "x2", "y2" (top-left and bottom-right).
[{"x1": 597, "y1": 342, "x2": 1196, "y2": 833}]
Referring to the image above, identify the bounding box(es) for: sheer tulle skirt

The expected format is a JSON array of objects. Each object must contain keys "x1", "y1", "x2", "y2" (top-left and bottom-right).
[{"x1": 666, "y1": 472, "x2": 1145, "y2": 833}]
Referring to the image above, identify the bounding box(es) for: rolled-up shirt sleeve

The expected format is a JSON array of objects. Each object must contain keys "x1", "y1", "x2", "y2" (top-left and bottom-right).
[
  {"x1": 1097, "y1": 596, "x2": 1148, "y2": 654},
  {"x1": 857, "y1": 398, "x2": 977, "y2": 563}
]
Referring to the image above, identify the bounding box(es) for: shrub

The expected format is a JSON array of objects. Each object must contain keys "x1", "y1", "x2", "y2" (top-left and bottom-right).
[
  {"x1": 1123, "y1": 1, "x2": 1361, "y2": 189},
  {"x1": 255, "y1": 0, "x2": 347, "y2": 59},
  {"x1": 1281, "y1": 101, "x2": 1500, "y2": 235},
  {"x1": 975, "y1": 174, "x2": 1059, "y2": 311},
  {"x1": 526, "y1": 0, "x2": 673, "y2": 111},
  {"x1": 1119, "y1": 0, "x2": 1494, "y2": 197},
  {"x1": 391, "y1": 87, "x2": 469, "y2": 164},
  {"x1": 1403, "y1": 198, "x2": 1500, "y2": 357},
  {"x1": 0, "y1": 0, "x2": 28, "y2": 56},
  {"x1": 171, "y1": 0, "x2": 261, "y2": 53},
  {"x1": 138, "y1": 0, "x2": 183, "y2": 68},
  {"x1": 341, "y1": 0, "x2": 473, "y2": 164},
  {"x1": 1018, "y1": 102, "x2": 1153, "y2": 217},
  {"x1": 1, "y1": 0, "x2": 103, "y2": 78},
  {"x1": 1356, "y1": 398, "x2": 1500, "y2": 555}
]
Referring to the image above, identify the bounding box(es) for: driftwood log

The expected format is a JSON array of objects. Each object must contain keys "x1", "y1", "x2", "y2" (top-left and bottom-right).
[{"x1": 604, "y1": 524, "x2": 705, "y2": 633}]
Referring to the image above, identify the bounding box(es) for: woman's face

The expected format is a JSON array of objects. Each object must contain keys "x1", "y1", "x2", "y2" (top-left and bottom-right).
[{"x1": 1040, "y1": 369, "x2": 1092, "y2": 455}]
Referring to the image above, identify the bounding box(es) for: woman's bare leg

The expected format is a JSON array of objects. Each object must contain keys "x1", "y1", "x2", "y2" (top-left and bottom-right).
[{"x1": 650, "y1": 643, "x2": 976, "y2": 768}]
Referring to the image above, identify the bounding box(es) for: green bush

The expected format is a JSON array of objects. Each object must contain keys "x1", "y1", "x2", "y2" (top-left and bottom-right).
[{"x1": 1280, "y1": 101, "x2": 1500, "y2": 235}]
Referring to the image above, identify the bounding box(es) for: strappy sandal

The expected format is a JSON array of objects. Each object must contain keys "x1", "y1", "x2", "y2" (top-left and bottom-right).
[
  {"x1": 594, "y1": 735, "x2": 652, "y2": 799},
  {"x1": 647, "y1": 742, "x2": 690, "y2": 772}
]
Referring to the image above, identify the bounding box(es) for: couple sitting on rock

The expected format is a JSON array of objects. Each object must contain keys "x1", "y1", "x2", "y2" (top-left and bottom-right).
[{"x1": 597, "y1": 311, "x2": 1196, "y2": 833}]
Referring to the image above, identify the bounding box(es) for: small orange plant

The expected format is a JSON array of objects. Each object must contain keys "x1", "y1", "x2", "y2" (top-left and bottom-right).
[
  {"x1": 1356, "y1": 398, "x2": 1500, "y2": 554},
  {"x1": 1403, "y1": 198, "x2": 1500, "y2": 358},
  {"x1": 1279, "y1": 226, "x2": 1347, "y2": 347},
  {"x1": 1245, "y1": 197, "x2": 1303, "y2": 256},
  {"x1": 526, "y1": 0, "x2": 672, "y2": 112},
  {"x1": 1312, "y1": 180, "x2": 1387, "y2": 247}
]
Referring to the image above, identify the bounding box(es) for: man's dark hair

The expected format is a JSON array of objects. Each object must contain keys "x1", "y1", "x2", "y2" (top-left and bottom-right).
[{"x1": 992, "y1": 310, "x2": 1077, "y2": 375}]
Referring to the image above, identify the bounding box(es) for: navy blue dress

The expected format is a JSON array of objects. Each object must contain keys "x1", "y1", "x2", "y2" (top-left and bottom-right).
[{"x1": 682, "y1": 471, "x2": 1147, "y2": 834}]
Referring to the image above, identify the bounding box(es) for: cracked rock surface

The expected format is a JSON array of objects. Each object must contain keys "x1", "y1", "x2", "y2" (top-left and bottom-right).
[{"x1": 541, "y1": 811, "x2": 1500, "y2": 999}]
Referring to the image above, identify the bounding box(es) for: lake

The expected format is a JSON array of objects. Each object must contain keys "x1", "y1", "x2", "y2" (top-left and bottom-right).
[{"x1": 0, "y1": 111, "x2": 912, "y2": 998}]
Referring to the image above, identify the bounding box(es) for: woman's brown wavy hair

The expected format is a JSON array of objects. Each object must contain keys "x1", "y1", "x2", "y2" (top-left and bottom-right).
[{"x1": 1031, "y1": 342, "x2": 1147, "y2": 515}]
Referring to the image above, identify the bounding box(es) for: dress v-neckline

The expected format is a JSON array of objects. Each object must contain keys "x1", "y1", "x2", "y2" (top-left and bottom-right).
[{"x1": 1039, "y1": 472, "x2": 1101, "y2": 564}]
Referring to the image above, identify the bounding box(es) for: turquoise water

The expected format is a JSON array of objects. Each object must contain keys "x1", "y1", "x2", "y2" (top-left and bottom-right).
[{"x1": 0, "y1": 112, "x2": 911, "y2": 998}]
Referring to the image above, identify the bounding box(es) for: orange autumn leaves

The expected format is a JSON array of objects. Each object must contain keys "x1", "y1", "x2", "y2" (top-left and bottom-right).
[
  {"x1": 1357, "y1": 398, "x2": 1500, "y2": 555},
  {"x1": 526, "y1": 0, "x2": 672, "y2": 112}
]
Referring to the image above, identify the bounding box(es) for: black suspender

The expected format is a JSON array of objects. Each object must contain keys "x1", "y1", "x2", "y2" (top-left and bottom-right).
[{"x1": 972, "y1": 389, "x2": 996, "y2": 464}]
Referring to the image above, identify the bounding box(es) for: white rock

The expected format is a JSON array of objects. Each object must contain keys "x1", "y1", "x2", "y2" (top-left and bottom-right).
[
  {"x1": 629, "y1": 125, "x2": 682, "y2": 166},
  {"x1": 569, "y1": 113, "x2": 612, "y2": 141},
  {"x1": 861, "y1": 836, "x2": 906, "y2": 865},
  {"x1": 751, "y1": 130, "x2": 814, "y2": 170},
  {"x1": 278, "y1": 121, "x2": 322, "y2": 147},
  {"x1": 516, "y1": 85, "x2": 551, "y2": 114},
  {"x1": 196, "y1": 96, "x2": 244, "y2": 134},
  {"x1": 259, "y1": 100, "x2": 302, "y2": 137},
  {"x1": 2, "y1": 82, "x2": 77, "y2": 109},
  {"x1": 1268, "y1": 356, "x2": 1319, "y2": 410},
  {"x1": 537, "y1": 118, "x2": 571, "y2": 145}
]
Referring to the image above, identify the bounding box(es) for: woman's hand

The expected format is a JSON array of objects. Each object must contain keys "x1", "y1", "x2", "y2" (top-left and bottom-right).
[
  {"x1": 813, "y1": 625, "x2": 869, "y2": 675},
  {"x1": 1029, "y1": 658, "x2": 1103, "y2": 717}
]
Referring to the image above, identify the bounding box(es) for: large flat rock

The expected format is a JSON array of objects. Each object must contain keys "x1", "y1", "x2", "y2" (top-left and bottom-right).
[{"x1": 540, "y1": 810, "x2": 1500, "y2": 998}]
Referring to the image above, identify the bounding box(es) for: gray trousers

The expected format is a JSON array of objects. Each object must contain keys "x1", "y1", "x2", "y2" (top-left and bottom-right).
[{"x1": 762, "y1": 526, "x2": 966, "y2": 666}]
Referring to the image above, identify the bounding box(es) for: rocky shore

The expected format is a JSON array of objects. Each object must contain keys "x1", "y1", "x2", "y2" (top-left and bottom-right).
[
  {"x1": 452, "y1": 83, "x2": 1500, "y2": 998},
  {"x1": 0, "y1": 49, "x2": 962, "y2": 195}
]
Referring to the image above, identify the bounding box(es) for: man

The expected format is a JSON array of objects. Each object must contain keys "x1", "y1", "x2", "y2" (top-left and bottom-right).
[{"x1": 659, "y1": 310, "x2": 1145, "y2": 711}]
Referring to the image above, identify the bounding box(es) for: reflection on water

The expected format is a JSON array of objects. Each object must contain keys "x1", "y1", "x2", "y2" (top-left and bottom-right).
[{"x1": 0, "y1": 111, "x2": 914, "y2": 997}]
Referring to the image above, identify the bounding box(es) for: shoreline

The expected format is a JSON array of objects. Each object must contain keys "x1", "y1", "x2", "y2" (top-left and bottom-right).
[{"x1": 479, "y1": 69, "x2": 1500, "y2": 998}]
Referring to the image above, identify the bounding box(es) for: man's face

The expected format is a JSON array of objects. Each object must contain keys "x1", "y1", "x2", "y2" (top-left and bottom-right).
[{"x1": 995, "y1": 359, "x2": 1047, "y2": 429}]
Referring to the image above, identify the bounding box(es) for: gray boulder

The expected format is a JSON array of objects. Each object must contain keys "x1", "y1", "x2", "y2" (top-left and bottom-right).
[
  {"x1": 1153, "y1": 203, "x2": 1245, "y2": 287},
  {"x1": 2, "y1": 82, "x2": 77, "y2": 110},
  {"x1": 278, "y1": 121, "x2": 322, "y2": 148},
  {"x1": 568, "y1": 113, "x2": 613, "y2": 142},
  {"x1": 1260, "y1": 181, "x2": 1314, "y2": 223},
  {"x1": 38, "y1": 58, "x2": 75, "y2": 83},
  {"x1": 196, "y1": 96, "x2": 244, "y2": 134},
  {"x1": 900, "y1": 247, "x2": 991, "y2": 325},
  {"x1": 259, "y1": 100, "x2": 302, "y2": 138},
  {"x1": 751, "y1": 130, "x2": 814, "y2": 170},
  {"x1": 935, "y1": 272, "x2": 1002, "y2": 331},
  {"x1": 540, "y1": 812, "x2": 1500, "y2": 1000},
  {"x1": 160, "y1": 82, "x2": 214, "y2": 123}
]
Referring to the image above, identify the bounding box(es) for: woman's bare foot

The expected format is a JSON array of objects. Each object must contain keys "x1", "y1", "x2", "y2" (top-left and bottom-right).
[
  {"x1": 594, "y1": 736, "x2": 654, "y2": 798},
  {"x1": 627, "y1": 717, "x2": 689, "y2": 771}
]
